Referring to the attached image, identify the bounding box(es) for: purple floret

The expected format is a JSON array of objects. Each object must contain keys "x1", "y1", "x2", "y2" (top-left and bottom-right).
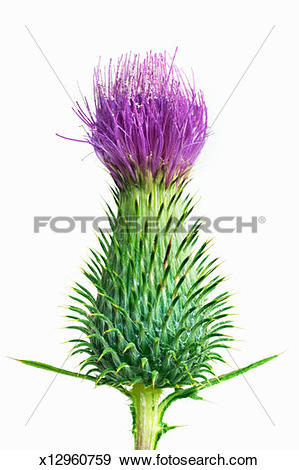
[{"x1": 73, "y1": 50, "x2": 208, "y2": 187}]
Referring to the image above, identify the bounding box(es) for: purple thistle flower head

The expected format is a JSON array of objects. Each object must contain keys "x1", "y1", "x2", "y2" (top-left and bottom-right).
[{"x1": 74, "y1": 50, "x2": 208, "y2": 187}]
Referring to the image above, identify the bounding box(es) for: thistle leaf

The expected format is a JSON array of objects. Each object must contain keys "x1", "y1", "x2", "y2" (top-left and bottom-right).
[
  {"x1": 159, "y1": 353, "x2": 278, "y2": 415},
  {"x1": 11, "y1": 358, "x2": 97, "y2": 382}
]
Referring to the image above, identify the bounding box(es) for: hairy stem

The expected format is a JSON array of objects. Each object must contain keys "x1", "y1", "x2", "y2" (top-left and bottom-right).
[{"x1": 131, "y1": 384, "x2": 163, "y2": 450}]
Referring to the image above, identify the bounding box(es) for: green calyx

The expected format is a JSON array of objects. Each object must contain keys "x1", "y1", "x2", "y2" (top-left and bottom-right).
[{"x1": 65, "y1": 175, "x2": 234, "y2": 388}]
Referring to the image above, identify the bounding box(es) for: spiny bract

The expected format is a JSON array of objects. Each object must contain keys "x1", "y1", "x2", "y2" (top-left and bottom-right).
[{"x1": 67, "y1": 175, "x2": 233, "y2": 389}]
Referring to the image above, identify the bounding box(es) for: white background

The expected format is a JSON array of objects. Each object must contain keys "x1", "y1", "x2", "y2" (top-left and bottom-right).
[{"x1": 1, "y1": 1, "x2": 299, "y2": 468}]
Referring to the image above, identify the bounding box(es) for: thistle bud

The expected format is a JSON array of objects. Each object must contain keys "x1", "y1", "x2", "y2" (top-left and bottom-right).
[{"x1": 69, "y1": 52, "x2": 231, "y2": 449}]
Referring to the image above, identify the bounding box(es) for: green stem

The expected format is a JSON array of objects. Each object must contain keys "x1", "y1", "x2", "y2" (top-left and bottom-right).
[{"x1": 131, "y1": 384, "x2": 163, "y2": 450}]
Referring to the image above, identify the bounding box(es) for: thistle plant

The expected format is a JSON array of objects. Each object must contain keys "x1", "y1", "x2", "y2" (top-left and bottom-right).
[{"x1": 16, "y1": 51, "x2": 277, "y2": 450}]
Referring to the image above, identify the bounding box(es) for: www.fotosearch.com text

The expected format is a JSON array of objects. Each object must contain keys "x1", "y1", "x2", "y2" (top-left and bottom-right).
[{"x1": 34, "y1": 215, "x2": 266, "y2": 234}]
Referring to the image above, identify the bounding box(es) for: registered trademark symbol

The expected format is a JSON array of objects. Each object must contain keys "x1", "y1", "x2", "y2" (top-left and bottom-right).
[{"x1": 258, "y1": 216, "x2": 266, "y2": 224}]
